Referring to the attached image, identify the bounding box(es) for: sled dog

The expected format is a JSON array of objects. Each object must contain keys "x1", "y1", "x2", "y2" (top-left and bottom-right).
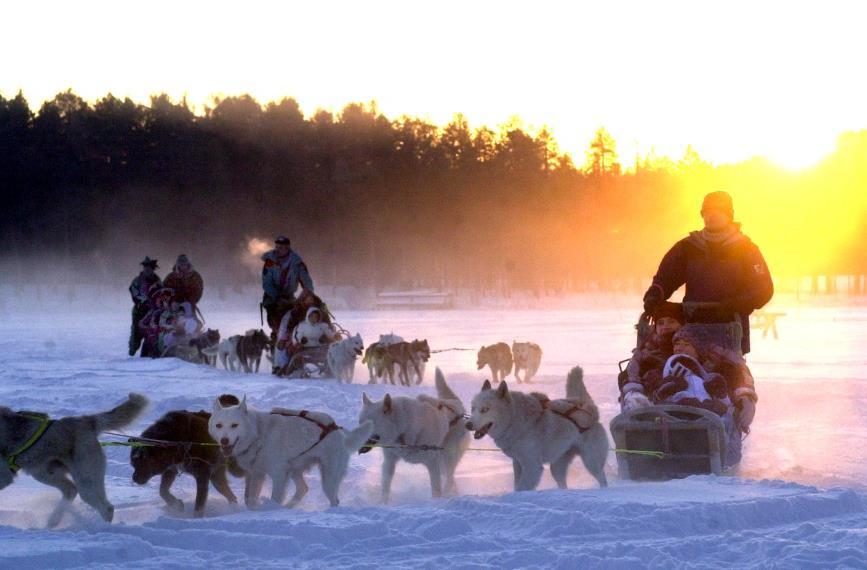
[
  {"x1": 208, "y1": 395, "x2": 373, "y2": 509},
  {"x1": 131, "y1": 410, "x2": 244, "y2": 516},
  {"x1": 477, "y1": 343, "x2": 513, "y2": 383},
  {"x1": 217, "y1": 337, "x2": 240, "y2": 371},
  {"x1": 512, "y1": 341, "x2": 543, "y2": 383},
  {"x1": 327, "y1": 333, "x2": 364, "y2": 383},
  {"x1": 359, "y1": 368, "x2": 469, "y2": 501},
  {"x1": 237, "y1": 329, "x2": 270, "y2": 373},
  {"x1": 466, "y1": 366, "x2": 608, "y2": 491},
  {"x1": 0, "y1": 393, "x2": 148, "y2": 527}
]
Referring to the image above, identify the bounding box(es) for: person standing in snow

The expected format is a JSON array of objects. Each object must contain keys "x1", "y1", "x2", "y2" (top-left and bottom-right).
[
  {"x1": 163, "y1": 254, "x2": 204, "y2": 309},
  {"x1": 642, "y1": 191, "x2": 769, "y2": 435},
  {"x1": 128, "y1": 256, "x2": 162, "y2": 356},
  {"x1": 642, "y1": 191, "x2": 774, "y2": 356},
  {"x1": 261, "y1": 235, "x2": 315, "y2": 341}
]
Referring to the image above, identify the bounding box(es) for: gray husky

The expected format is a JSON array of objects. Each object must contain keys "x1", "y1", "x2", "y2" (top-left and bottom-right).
[
  {"x1": 0, "y1": 393, "x2": 148, "y2": 527},
  {"x1": 359, "y1": 368, "x2": 470, "y2": 502},
  {"x1": 465, "y1": 366, "x2": 608, "y2": 491}
]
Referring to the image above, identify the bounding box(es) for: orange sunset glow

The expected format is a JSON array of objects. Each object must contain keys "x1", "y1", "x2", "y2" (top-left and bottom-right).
[{"x1": 1, "y1": 0, "x2": 866, "y2": 284}]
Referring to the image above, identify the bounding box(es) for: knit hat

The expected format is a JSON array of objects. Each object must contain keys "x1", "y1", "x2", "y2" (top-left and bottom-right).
[
  {"x1": 672, "y1": 326, "x2": 704, "y2": 355},
  {"x1": 701, "y1": 191, "x2": 734, "y2": 219},
  {"x1": 176, "y1": 254, "x2": 190, "y2": 266},
  {"x1": 140, "y1": 256, "x2": 158, "y2": 269},
  {"x1": 653, "y1": 301, "x2": 685, "y2": 325},
  {"x1": 275, "y1": 235, "x2": 291, "y2": 246}
]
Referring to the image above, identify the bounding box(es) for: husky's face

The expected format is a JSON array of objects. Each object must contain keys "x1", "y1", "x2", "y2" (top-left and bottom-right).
[
  {"x1": 477, "y1": 346, "x2": 488, "y2": 370},
  {"x1": 512, "y1": 342, "x2": 529, "y2": 360},
  {"x1": 466, "y1": 380, "x2": 511, "y2": 439},
  {"x1": 348, "y1": 334, "x2": 364, "y2": 356},
  {"x1": 358, "y1": 393, "x2": 400, "y2": 445},
  {"x1": 209, "y1": 396, "x2": 254, "y2": 457},
  {"x1": 130, "y1": 445, "x2": 173, "y2": 485}
]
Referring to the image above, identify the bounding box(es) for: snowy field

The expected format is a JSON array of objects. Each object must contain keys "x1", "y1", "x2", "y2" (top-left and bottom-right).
[{"x1": 0, "y1": 301, "x2": 865, "y2": 568}]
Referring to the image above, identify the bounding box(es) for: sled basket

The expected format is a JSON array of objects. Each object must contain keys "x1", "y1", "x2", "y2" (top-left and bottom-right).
[{"x1": 609, "y1": 404, "x2": 726, "y2": 480}]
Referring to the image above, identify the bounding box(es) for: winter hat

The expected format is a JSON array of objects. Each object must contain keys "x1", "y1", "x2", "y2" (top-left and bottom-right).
[
  {"x1": 140, "y1": 256, "x2": 159, "y2": 269},
  {"x1": 672, "y1": 326, "x2": 704, "y2": 355},
  {"x1": 653, "y1": 301, "x2": 685, "y2": 325},
  {"x1": 275, "y1": 235, "x2": 291, "y2": 246},
  {"x1": 176, "y1": 254, "x2": 190, "y2": 266},
  {"x1": 701, "y1": 191, "x2": 734, "y2": 219}
]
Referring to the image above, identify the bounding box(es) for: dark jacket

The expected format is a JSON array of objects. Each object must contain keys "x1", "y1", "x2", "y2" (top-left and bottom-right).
[
  {"x1": 646, "y1": 228, "x2": 773, "y2": 353},
  {"x1": 129, "y1": 273, "x2": 162, "y2": 307}
]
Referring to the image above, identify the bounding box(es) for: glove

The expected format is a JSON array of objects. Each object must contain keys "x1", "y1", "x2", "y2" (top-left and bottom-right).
[
  {"x1": 642, "y1": 286, "x2": 663, "y2": 314},
  {"x1": 735, "y1": 397, "x2": 756, "y2": 433}
]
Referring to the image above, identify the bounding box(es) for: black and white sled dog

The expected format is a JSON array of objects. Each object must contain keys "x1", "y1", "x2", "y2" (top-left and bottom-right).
[
  {"x1": 466, "y1": 366, "x2": 608, "y2": 491},
  {"x1": 131, "y1": 410, "x2": 245, "y2": 517},
  {"x1": 358, "y1": 368, "x2": 469, "y2": 502},
  {"x1": 326, "y1": 333, "x2": 364, "y2": 383},
  {"x1": 208, "y1": 395, "x2": 373, "y2": 509},
  {"x1": 0, "y1": 393, "x2": 148, "y2": 527}
]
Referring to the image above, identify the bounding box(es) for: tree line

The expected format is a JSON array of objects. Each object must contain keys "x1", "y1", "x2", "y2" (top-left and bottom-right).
[{"x1": 1, "y1": 91, "x2": 864, "y2": 293}]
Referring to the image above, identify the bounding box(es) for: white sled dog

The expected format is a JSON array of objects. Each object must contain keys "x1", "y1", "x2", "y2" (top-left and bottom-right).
[
  {"x1": 0, "y1": 393, "x2": 148, "y2": 527},
  {"x1": 217, "y1": 336, "x2": 240, "y2": 371},
  {"x1": 208, "y1": 395, "x2": 373, "y2": 509},
  {"x1": 327, "y1": 333, "x2": 364, "y2": 383},
  {"x1": 512, "y1": 341, "x2": 543, "y2": 383},
  {"x1": 466, "y1": 366, "x2": 608, "y2": 491},
  {"x1": 359, "y1": 368, "x2": 469, "y2": 502}
]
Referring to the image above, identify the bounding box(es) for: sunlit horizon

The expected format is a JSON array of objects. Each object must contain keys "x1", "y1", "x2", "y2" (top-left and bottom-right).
[{"x1": 3, "y1": 0, "x2": 867, "y2": 170}]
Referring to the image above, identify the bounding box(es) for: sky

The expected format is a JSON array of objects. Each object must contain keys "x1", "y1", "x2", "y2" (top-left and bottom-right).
[{"x1": 2, "y1": 0, "x2": 866, "y2": 169}]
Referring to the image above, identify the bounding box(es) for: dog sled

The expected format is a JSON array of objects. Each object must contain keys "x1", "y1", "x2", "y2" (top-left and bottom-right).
[
  {"x1": 280, "y1": 344, "x2": 334, "y2": 379},
  {"x1": 610, "y1": 302, "x2": 743, "y2": 480}
]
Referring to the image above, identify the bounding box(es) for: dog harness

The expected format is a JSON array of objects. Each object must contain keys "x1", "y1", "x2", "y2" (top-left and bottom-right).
[
  {"x1": 533, "y1": 396, "x2": 593, "y2": 434},
  {"x1": 270, "y1": 409, "x2": 341, "y2": 457},
  {"x1": 6, "y1": 413, "x2": 53, "y2": 473},
  {"x1": 435, "y1": 402, "x2": 464, "y2": 428}
]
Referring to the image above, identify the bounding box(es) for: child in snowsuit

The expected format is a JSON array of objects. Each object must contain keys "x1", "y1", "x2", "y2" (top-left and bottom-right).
[{"x1": 620, "y1": 301, "x2": 685, "y2": 411}]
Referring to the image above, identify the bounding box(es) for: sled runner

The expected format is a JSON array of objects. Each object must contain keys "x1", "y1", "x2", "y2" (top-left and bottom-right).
[{"x1": 611, "y1": 303, "x2": 743, "y2": 480}]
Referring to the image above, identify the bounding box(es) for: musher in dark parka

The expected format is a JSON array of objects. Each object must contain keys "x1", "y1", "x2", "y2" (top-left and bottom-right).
[
  {"x1": 163, "y1": 254, "x2": 204, "y2": 308},
  {"x1": 642, "y1": 191, "x2": 774, "y2": 355},
  {"x1": 129, "y1": 257, "x2": 162, "y2": 356},
  {"x1": 261, "y1": 235, "x2": 314, "y2": 341}
]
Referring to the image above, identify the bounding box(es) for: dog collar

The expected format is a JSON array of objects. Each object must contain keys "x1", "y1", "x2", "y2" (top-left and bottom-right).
[{"x1": 6, "y1": 413, "x2": 52, "y2": 473}]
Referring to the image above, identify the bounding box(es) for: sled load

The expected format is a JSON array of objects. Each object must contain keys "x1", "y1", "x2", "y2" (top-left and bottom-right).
[{"x1": 611, "y1": 302, "x2": 746, "y2": 480}]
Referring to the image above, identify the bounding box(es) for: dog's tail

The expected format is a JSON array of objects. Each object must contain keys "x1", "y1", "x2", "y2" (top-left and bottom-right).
[
  {"x1": 435, "y1": 368, "x2": 460, "y2": 401},
  {"x1": 566, "y1": 366, "x2": 592, "y2": 402},
  {"x1": 343, "y1": 420, "x2": 375, "y2": 453},
  {"x1": 92, "y1": 393, "x2": 148, "y2": 432}
]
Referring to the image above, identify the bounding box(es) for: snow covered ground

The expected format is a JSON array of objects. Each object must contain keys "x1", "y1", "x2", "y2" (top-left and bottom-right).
[{"x1": 0, "y1": 302, "x2": 865, "y2": 568}]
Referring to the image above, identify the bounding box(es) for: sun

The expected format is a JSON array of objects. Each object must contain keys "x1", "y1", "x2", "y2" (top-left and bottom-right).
[{"x1": 761, "y1": 133, "x2": 838, "y2": 172}]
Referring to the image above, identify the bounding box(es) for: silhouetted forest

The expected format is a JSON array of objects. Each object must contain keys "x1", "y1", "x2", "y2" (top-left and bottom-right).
[{"x1": 1, "y1": 91, "x2": 865, "y2": 294}]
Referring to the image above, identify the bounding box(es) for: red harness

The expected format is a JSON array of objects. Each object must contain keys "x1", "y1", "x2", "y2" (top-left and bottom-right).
[
  {"x1": 534, "y1": 396, "x2": 593, "y2": 433},
  {"x1": 270, "y1": 409, "x2": 341, "y2": 441},
  {"x1": 436, "y1": 402, "x2": 463, "y2": 428}
]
